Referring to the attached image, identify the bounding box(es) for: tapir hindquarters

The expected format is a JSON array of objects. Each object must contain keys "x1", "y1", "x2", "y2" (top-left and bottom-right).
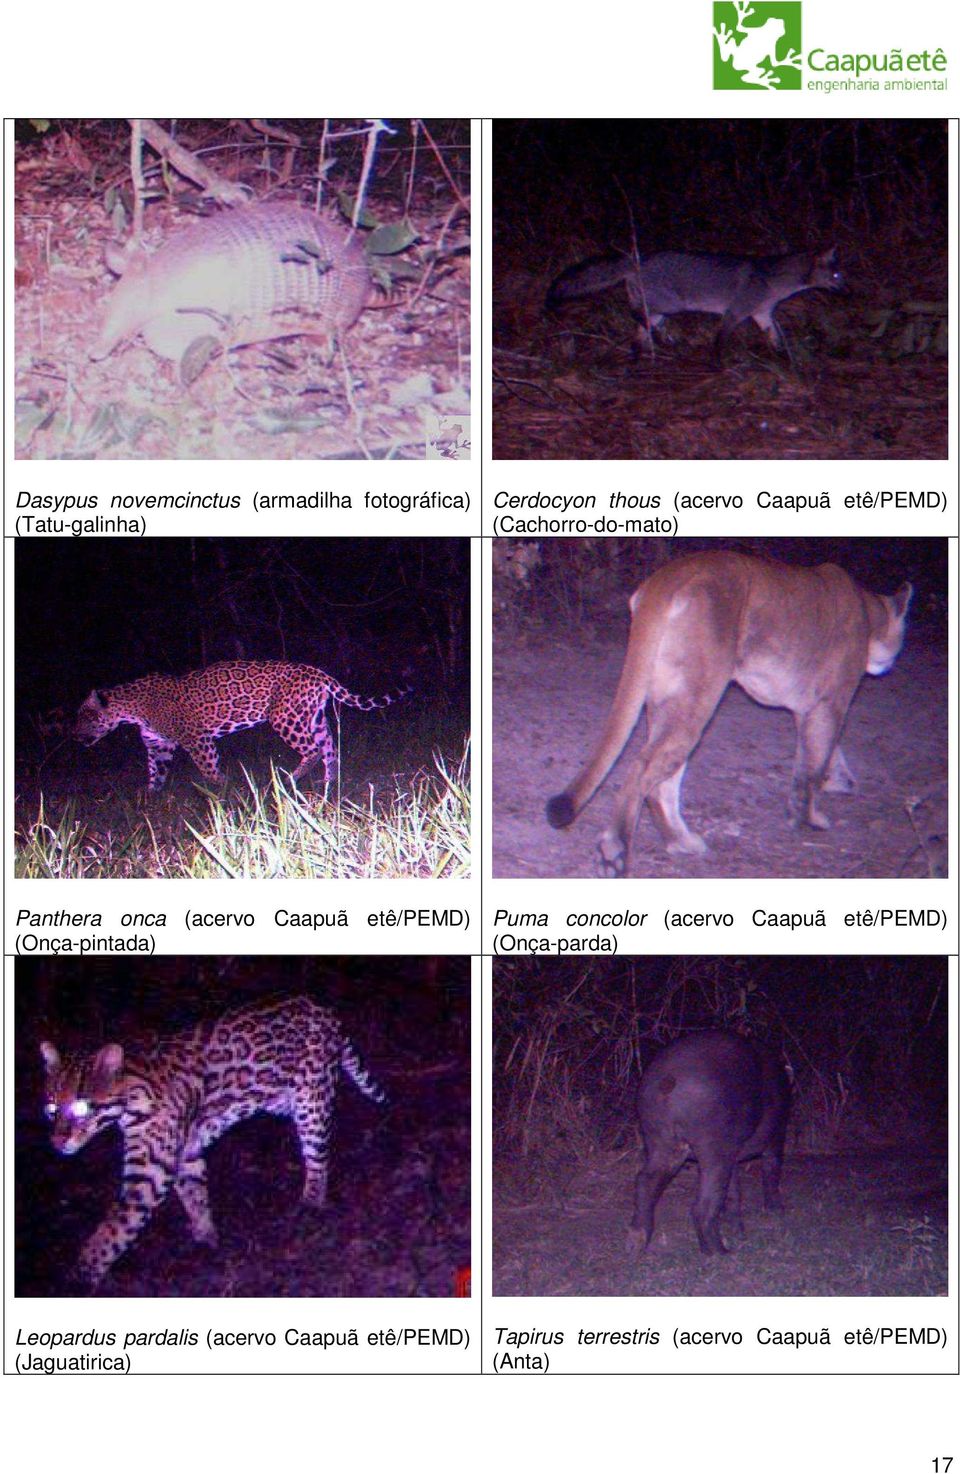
[
  {"x1": 691, "y1": 1153, "x2": 742, "y2": 1254},
  {"x1": 686, "y1": 1094, "x2": 762, "y2": 1253},
  {"x1": 633, "y1": 1031, "x2": 790, "y2": 1255},
  {"x1": 739, "y1": 1051, "x2": 790, "y2": 1213},
  {"x1": 635, "y1": 1118, "x2": 749, "y2": 1255},
  {"x1": 759, "y1": 1147, "x2": 785, "y2": 1212},
  {"x1": 632, "y1": 1133, "x2": 690, "y2": 1247}
]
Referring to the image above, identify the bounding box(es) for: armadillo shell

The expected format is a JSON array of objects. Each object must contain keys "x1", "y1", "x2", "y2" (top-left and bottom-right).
[{"x1": 90, "y1": 204, "x2": 372, "y2": 363}]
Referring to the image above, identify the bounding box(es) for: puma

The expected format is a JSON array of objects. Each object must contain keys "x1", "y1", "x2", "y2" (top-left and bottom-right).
[{"x1": 545, "y1": 551, "x2": 913, "y2": 875}]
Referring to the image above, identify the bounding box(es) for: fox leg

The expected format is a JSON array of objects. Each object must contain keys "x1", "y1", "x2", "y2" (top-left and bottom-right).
[
  {"x1": 715, "y1": 305, "x2": 789, "y2": 366},
  {"x1": 753, "y1": 309, "x2": 792, "y2": 363},
  {"x1": 625, "y1": 276, "x2": 664, "y2": 354},
  {"x1": 713, "y1": 311, "x2": 744, "y2": 367}
]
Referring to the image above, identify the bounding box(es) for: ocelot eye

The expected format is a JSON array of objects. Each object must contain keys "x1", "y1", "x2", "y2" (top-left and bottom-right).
[
  {"x1": 68, "y1": 1099, "x2": 92, "y2": 1120},
  {"x1": 43, "y1": 1102, "x2": 58, "y2": 1120}
]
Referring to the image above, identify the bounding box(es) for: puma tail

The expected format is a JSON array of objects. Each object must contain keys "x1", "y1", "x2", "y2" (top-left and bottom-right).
[{"x1": 546, "y1": 586, "x2": 659, "y2": 828}]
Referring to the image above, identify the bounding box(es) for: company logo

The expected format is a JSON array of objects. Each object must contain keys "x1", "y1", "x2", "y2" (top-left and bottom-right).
[{"x1": 713, "y1": 2, "x2": 802, "y2": 90}]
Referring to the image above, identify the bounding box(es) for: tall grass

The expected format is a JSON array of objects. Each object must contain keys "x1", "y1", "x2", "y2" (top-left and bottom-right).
[{"x1": 15, "y1": 745, "x2": 470, "y2": 880}]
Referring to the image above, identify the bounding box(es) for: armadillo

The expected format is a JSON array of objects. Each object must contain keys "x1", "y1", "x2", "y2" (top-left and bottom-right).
[{"x1": 90, "y1": 204, "x2": 373, "y2": 364}]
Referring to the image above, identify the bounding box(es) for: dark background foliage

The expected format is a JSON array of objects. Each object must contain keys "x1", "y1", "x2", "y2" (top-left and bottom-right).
[
  {"x1": 495, "y1": 536, "x2": 944, "y2": 638},
  {"x1": 494, "y1": 119, "x2": 946, "y2": 273},
  {"x1": 494, "y1": 955, "x2": 946, "y2": 1154},
  {"x1": 17, "y1": 537, "x2": 468, "y2": 710}
]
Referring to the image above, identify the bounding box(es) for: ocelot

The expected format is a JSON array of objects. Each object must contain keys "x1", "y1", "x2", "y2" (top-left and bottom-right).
[{"x1": 41, "y1": 995, "x2": 385, "y2": 1289}]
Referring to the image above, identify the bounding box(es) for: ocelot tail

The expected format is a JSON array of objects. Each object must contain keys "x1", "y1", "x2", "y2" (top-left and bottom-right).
[{"x1": 41, "y1": 996, "x2": 385, "y2": 1288}]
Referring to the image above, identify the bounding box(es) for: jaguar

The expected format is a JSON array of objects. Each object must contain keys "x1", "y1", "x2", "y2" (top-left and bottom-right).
[{"x1": 74, "y1": 658, "x2": 409, "y2": 791}]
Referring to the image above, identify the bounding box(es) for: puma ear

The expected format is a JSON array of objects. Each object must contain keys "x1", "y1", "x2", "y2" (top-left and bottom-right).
[
  {"x1": 894, "y1": 582, "x2": 914, "y2": 617},
  {"x1": 40, "y1": 1041, "x2": 60, "y2": 1071}
]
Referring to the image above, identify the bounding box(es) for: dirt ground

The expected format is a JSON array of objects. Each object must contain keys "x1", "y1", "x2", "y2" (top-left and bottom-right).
[
  {"x1": 493, "y1": 638, "x2": 947, "y2": 880},
  {"x1": 493, "y1": 1145, "x2": 946, "y2": 1297},
  {"x1": 492, "y1": 297, "x2": 946, "y2": 461}
]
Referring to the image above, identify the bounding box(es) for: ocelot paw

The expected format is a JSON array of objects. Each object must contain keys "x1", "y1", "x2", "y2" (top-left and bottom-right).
[{"x1": 69, "y1": 1259, "x2": 103, "y2": 1296}]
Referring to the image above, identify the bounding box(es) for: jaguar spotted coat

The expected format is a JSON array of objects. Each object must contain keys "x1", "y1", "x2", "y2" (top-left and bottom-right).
[
  {"x1": 41, "y1": 995, "x2": 385, "y2": 1288},
  {"x1": 74, "y1": 659, "x2": 409, "y2": 790}
]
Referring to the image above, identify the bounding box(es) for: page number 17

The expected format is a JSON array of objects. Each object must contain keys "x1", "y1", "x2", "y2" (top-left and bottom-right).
[{"x1": 932, "y1": 1460, "x2": 953, "y2": 1472}]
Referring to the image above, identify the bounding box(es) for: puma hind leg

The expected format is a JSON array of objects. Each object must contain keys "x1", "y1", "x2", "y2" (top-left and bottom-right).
[
  {"x1": 645, "y1": 764, "x2": 707, "y2": 857},
  {"x1": 597, "y1": 679, "x2": 728, "y2": 875},
  {"x1": 596, "y1": 765, "x2": 709, "y2": 874},
  {"x1": 790, "y1": 695, "x2": 857, "y2": 831},
  {"x1": 823, "y1": 745, "x2": 856, "y2": 794}
]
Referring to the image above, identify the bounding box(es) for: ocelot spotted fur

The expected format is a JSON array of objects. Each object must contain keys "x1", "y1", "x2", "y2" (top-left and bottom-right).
[
  {"x1": 41, "y1": 996, "x2": 385, "y2": 1288},
  {"x1": 74, "y1": 658, "x2": 409, "y2": 791}
]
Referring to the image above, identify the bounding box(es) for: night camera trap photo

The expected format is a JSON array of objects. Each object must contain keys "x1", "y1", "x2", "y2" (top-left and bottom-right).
[
  {"x1": 493, "y1": 120, "x2": 946, "y2": 460},
  {"x1": 493, "y1": 955, "x2": 947, "y2": 1298},
  {"x1": 17, "y1": 955, "x2": 471, "y2": 1298},
  {"x1": 15, "y1": 538, "x2": 471, "y2": 880},
  {"x1": 494, "y1": 537, "x2": 946, "y2": 881}
]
